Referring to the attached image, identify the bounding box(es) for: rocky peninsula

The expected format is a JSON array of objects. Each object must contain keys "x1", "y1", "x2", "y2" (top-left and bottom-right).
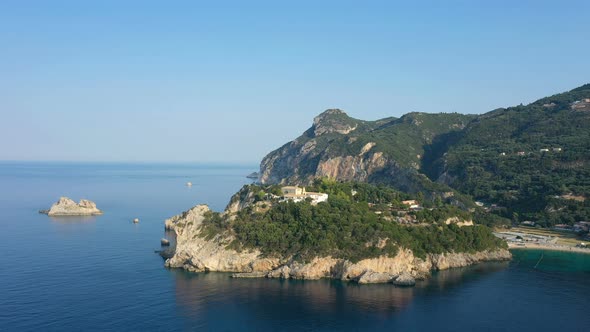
[
  {"x1": 40, "y1": 197, "x2": 103, "y2": 216},
  {"x1": 163, "y1": 202, "x2": 511, "y2": 286}
]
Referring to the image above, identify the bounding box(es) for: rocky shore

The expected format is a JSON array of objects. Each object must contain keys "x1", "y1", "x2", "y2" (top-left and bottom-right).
[
  {"x1": 40, "y1": 197, "x2": 103, "y2": 216},
  {"x1": 163, "y1": 204, "x2": 511, "y2": 286}
]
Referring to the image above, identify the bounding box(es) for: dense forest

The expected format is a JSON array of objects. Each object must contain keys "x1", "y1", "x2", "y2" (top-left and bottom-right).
[
  {"x1": 433, "y1": 84, "x2": 590, "y2": 226},
  {"x1": 200, "y1": 180, "x2": 506, "y2": 262}
]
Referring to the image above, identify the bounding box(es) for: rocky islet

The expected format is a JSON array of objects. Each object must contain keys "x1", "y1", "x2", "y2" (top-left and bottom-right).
[{"x1": 40, "y1": 197, "x2": 103, "y2": 216}]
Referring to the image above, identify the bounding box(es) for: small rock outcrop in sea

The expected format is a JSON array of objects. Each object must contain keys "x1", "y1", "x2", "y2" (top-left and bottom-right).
[
  {"x1": 356, "y1": 271, "x2": 393, "y2": 284},
  {"x1": 161, "y1": 204, "x2": 512, "y2": 286},
  {"x1": 246, "y1": 172, "x2": 259, "y2": 180},
  {"x1": 133, "y1": 218, "x2": 140, "y2": 223},
  {"x1": 40, "y1": 197, "x2": 103, "y2": 216},
  {"x1": 161, "y1": 238, "x2": 170, "y2": 246},
  {"x1": 392, "y1": 272, "x2": 416, "y2": 286}
]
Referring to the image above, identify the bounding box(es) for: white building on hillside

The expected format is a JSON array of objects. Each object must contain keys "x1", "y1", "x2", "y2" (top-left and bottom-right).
[
  {"x1": 305, "y1": 191, "x2": 329, "y2": 204},
  {"x1": 402, "y1": 200, "x2": 420, "y2": 209},
  {"x1": 281, "y1": 186, "x2": 328, "y2": 205},
  {"x1": 282, "y1": 186, "x2": 306, "y2": 196}
]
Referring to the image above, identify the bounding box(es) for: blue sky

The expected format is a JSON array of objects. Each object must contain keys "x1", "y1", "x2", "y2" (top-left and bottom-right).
[{"x1": 1, "y1": 0, "x2": 589, "y2": 163}]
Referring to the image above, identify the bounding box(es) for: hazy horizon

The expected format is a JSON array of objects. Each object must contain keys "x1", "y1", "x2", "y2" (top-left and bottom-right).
[
  {"x1": 2, "y1": 1, "x2": 589, "y2": 163},
  {"x1": 0, "y1": 159, "x2": 259, "y2": 166}
]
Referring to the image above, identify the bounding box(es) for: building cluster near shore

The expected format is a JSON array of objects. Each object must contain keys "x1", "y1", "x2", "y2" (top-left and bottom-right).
[
  {"x1": 552, "y1": 221, "x2": 590, "y2": 234},
  {"x1": 493, "y1": 231, "x2": 558, "y2": 246},
  {"x1": 520, "y1": 221, "x2": 590, "y2": 238},
  {"x1": 494, "y1": 229, "x2": 590, "y2": 252}
]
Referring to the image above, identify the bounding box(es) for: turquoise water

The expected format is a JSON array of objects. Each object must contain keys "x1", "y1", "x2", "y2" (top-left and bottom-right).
[
  {"x1": 0, "y1": 162, "x2": 588, "y2": 331},
  {"x1": 511, "y1": 248, "x2": 590, "y2": 272}
]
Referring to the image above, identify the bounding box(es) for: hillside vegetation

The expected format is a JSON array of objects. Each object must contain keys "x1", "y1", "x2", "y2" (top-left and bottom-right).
[
  {"x1": 432, "y1": 84, "x2": 590, "y2": 226},
  {"x1": 259, "y1": 84, "x2": 590, "y2": 227},
  {"x1": 200, "y1": 180, "x2": 506, "y2": 262}
]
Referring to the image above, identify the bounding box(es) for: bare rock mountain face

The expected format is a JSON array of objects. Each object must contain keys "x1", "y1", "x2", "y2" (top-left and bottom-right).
[
  {"x1": 259, "y1": 108, "x2": 473, "y2": 196},
  {"x1": 40, "y1": 197, "x2": 103, "y2": 216}
]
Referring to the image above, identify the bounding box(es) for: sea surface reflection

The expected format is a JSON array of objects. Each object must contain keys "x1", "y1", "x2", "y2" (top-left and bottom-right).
[{"x1": 171, "y1": 262, "x2": 509, "y2": 331}]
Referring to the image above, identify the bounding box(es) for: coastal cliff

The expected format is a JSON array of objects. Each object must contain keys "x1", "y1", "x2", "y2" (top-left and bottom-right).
[
  {"x1": 163, "y1": 204, "x2": 511, "y2": 284},
  {"x1": 40, "y1": 197, "x2": 103, "y2": 216},
  {"x1": 164, "y1": 205, "x2": 279, "y2": 273}
]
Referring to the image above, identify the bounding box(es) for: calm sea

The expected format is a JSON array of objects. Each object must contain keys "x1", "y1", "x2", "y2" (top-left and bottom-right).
[{"x1": 0, "y1": 162, "x2": 588, "y2": 331}]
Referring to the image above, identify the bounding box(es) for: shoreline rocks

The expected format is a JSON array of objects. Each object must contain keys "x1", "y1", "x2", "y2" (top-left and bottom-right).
[
  {"x1": 40, "y1": 197, "x2": 103, "y2": 216},
  {"x1": 161, "y1": 204, "x2": 512, "y2": 286},
  {"x1": 231, "y1": 272, "x2": 267, "y2": 278},
  {"x1": 392, "y1": 272, "x2": 416, "y2": 286},
  {"x1": 356, "y1": 271, "x2": 393, "y2": 284},
  {"x1": 246, "y1": 172, "x2": 259, "y2": 180}
]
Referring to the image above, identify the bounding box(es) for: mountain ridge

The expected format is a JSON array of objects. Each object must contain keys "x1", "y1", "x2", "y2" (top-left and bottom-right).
[{"x1": 259, "y1": 84, "x2": 590, "y2": 226}]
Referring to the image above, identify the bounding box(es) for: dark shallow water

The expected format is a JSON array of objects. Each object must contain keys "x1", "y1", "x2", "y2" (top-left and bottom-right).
[{"x1": 0, "y1": 162, "x2": 589, "y2": 331}]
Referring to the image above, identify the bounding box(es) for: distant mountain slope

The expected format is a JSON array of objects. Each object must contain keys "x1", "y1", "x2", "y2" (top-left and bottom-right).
[
  {"x1": 259, "y1": 109, "x2": 474, "y2": 192},
  {"x1": 258, "y1": 84, "x2": 590, "y2": 226},
  {"x1": 430, "y1": 84, "x2": 590, "y2": 225}
]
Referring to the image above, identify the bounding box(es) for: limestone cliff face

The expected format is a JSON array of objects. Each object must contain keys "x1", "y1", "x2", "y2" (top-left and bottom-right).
[
  {"x1": 314, "y1": 151, "x2": 386, "y2": 182},
  {"x1": 224, "y1": 185, "x2": 258, "y2": 215},
  {"x1": 163, "y1": 204, "x2": 511, "y2": 284},
  {"x1": 40, "y1": 197, "x2": 103, "y2": 216},
  {"x1": 164, "y1": 205, "x2": 280, "y2": 273},
  {"x1": 258, "y1": 109, "x2": 472, "y2": 197},
  {"x1": 259, "y1": 109, "x2": 386, "y2": 185}
]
